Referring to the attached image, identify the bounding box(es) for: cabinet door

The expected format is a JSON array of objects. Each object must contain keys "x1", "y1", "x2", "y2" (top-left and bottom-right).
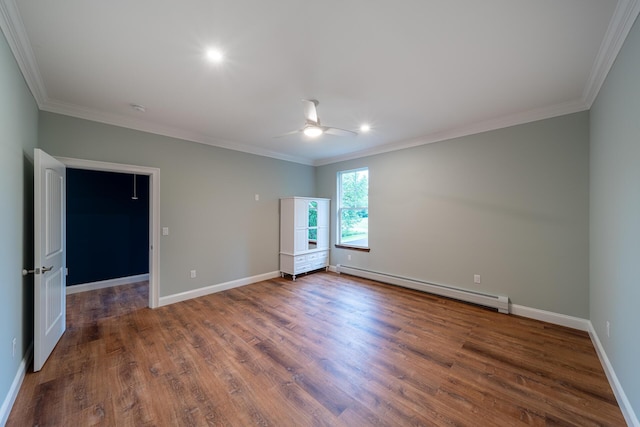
[
  {"x1": 294, "y1": 199, "x2": 308, "y2": 228},
  {"x1": 316, "y1": 226, "x2": 329, "y2": 249},
  {"x1": 316, "y1": 200, "x2": 329, "y2": 249},
  {"x1": 294, "y1": 229, "x2": 308, "y2": 252},
  {"x1": 317, "y1": 199, "x2": 329, "y2": 227}
]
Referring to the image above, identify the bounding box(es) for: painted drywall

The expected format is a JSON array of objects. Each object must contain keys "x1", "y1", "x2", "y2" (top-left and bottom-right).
[
  {"x1": 38, "y1": 112, "x2": 315, "y2": 297},
  {"x1": 66, "y1": 169, "x2": 149, "y2": 285},
  {"x1": 590, "y1": 14, "x2": 640, "y2": 419},
  {"x1": 0, "y1": 29, "x2": 38, "y2": 420},
  {"x1": 317, "y1": 112, "x2": 590, "y2": 318}
]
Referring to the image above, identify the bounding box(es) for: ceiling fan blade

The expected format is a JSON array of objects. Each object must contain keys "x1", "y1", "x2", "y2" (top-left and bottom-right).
[
  {"x1": 277, "y1": 99, "x2": 356, "y2": 139},
  {"x1": 273, "y1": 129, "x2": 301, "y2": 138},
  {"x1": 302, "y1": 99, "x2": 319, "y2": 124},
  {"x1": 325, "y1": 127, "x2": 358, "y2": 137}
]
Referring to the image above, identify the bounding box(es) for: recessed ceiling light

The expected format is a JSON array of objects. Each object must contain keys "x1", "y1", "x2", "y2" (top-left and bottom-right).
[
  {"x1": 360, "y1": 124, "x2": 371, "y2": 132},
  {"x1": 206, "y1": 48, "x2": 224, "y2": 63}
]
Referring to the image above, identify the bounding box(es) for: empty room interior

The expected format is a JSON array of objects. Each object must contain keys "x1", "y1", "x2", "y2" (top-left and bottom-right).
[{"x1": 1, "y1": 1, "x2": 639, "y2": 425}]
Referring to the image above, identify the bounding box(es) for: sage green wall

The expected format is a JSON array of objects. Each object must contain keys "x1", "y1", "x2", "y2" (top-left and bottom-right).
[
  {"x1": 0, "y1": 30, "x2": 38, "y2": 420},
  {"x1": 317, "y1": 112, "x2": 590, "y2": 318},
  {"x1": 590, "y1": 15, "x2": 640, "y2": 418},
  {"x1": 38, "y1": 112, "x2": 315, "y2": 297}
]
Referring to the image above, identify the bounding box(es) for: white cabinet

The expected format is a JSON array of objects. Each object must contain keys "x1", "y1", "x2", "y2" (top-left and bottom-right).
[{"x1": 280, "y1": 197, "x2": 330, "y2": 280}]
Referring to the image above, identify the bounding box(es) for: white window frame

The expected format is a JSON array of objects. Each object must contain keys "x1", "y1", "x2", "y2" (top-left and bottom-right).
[{"x1": 337, "y1": 167, "x2": 369, "y2": 250}]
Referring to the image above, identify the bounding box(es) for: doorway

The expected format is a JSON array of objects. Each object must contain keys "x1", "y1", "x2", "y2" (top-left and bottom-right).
[
  {"x1": 58, "y1": 156, "x2": 160, "y2": 308},
  {"x1": 66, "y1": 169, "x2": 149, "y2": 290}
]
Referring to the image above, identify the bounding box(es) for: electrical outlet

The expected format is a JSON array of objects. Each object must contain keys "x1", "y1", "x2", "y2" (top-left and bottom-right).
[
  {"x1": 12, "y1": 337, "x2": 16, "y2": 359},
  {"x1": 162, "y1": 227, "x2": 169, "y2": 236},
  {"x1": 254, "y1": 194, "x2": 260, "y2": 201},
  {"x1": 190, "y1": 270, "x2": 197, "y2": 279},
  {"x1": 606, "y1": 321, "x2": 610, "y2": 338},
  {"x1": 347, "y1": 254, "x2": 352, "y2": 261},
  {"x1": 474, "y1": 274, "x2": 481, "y2": 284}
]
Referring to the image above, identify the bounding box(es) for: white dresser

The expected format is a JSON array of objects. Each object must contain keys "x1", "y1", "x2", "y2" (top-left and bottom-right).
[{"x1": 280, "y1": 197, "x2": 330, "y2": 280}]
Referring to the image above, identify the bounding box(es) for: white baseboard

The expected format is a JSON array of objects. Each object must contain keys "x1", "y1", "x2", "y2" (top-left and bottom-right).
[
  {"x1": 66, "y1": 274, "x2": 149, "y2": 294},
  {"x1": 509, "y1": 304, "x2": 590, "y2": 331},
  {"x1": 588, "y1": 323, "x2": 639, "y2": 427},
  {"x1": 0, "y1": 342, "x2": 33, "y2": 427},
  {"x1": 511, "y1": 304, "x2": 637, "y2": 426},
  {"x1": 158, "y1": 271, "x2": 281, "y2": 307}
]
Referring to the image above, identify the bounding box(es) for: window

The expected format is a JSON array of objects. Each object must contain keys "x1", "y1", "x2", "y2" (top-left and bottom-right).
[{"x1": 337, "y1": 167, "x2": 369, "y2": 249}]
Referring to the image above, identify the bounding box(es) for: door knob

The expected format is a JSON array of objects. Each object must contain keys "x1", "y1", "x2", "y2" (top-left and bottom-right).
[{"x1": 41, "y1": 266, "x2": 53, "y2": 273}]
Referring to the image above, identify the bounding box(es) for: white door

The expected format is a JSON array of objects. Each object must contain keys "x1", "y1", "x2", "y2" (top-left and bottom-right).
[{"x1": 33, "y1": 149, "x2": 66, "y2": 372}]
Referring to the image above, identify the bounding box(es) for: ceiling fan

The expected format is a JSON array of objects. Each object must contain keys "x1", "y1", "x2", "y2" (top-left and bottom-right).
[{"x1": 277, "y1": 99, "x2": 357, "y2": 138}]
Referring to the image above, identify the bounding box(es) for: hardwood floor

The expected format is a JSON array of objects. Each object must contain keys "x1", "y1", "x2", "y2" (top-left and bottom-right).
[{"x1": 8, "y1": 272, "x2": 625, "y2": 426}]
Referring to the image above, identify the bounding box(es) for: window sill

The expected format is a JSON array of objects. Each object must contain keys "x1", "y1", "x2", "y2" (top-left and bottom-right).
[{"x1": 335, "y1": 244, "x2": 371, "y2": 252}]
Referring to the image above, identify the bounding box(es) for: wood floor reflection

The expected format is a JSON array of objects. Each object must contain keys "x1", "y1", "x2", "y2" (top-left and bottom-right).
[{"x1": 8, "y1": 272, "x2": 625, "y2": 426}]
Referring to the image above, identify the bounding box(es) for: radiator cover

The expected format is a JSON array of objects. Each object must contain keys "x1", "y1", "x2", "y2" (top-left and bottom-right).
[{"x1": 336, "y1": 265, "x2": 510, "y2": 314}]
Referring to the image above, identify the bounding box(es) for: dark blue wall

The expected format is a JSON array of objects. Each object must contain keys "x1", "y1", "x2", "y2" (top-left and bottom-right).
[{"x1": 66, "y1": 169, "x2": 149, "y2": 286}]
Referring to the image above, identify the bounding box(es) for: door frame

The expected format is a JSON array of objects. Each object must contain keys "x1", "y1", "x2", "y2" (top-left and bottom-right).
[{"x1": 57, "y1": 156, "x2": 160, "y2": 308}]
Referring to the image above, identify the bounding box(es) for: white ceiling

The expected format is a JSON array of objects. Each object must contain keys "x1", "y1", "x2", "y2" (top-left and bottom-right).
[{"x1": 1, "y1": 0, "x2": 638, "y2": 165}]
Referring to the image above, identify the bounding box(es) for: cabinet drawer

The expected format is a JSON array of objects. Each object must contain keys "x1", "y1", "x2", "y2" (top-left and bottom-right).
[
  {"x1": 311, "y1": 261, "x2": 327, "y2": 270},
  {"x1": 294, "y1": 263, "x2": 311, "y2": 274},
  {"x1": 281, "y1": 249, "x2": 329, "y2": 278}
]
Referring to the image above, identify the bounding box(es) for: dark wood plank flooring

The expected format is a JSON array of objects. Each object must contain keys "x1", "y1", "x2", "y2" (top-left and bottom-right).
[{"x1": 8, "y1": 272, "x2": 625, "y2": 426}]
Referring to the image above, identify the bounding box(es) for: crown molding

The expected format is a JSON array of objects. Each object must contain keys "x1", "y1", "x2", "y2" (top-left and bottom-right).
[
  {"x1": 2, "y1": 0, "x2": 637, "y2": 168},
  {"x1": 39, "y1": 99, "x2": 315, "y2": 166},
  {"x1": 0, "y1": 0, "x2": 314, "y2": 166},
  {"x1": 316, "y1": 0, "x2": 640, "y2": 167},
  {"x1": 582, "y1": 0, "x2": 640, "y2": 107},
  {"x1": 0, "y1": 0, "x2": 47, "y2": 105},
  {"x1": 314, "y1": 99, "x2": 589, "y2": 166}
]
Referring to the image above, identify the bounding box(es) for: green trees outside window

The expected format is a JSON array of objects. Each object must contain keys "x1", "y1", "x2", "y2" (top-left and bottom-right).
[{"x1": 338, "y1": 168, "x2": 368, "y2": 247}]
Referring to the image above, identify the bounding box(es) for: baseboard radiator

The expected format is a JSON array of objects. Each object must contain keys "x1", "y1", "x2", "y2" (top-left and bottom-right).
[{"x1": 336, "y1": 265, "x2": 510, "y2": 314}]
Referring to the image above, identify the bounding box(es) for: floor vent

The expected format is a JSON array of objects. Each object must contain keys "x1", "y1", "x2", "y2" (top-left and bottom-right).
[{"x1": 336, "y1": 265, "x2": 509, "y2": 314}]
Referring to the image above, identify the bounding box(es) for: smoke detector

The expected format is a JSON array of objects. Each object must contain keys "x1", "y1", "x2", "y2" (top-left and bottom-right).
[{"x1": 130, "y1": 103, "x2": 146, "y2": 113}]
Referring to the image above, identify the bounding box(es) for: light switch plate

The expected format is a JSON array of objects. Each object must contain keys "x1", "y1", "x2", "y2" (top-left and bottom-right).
[{"x1": 162, "y1": 227, "x2": 169, "y2": 236}]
